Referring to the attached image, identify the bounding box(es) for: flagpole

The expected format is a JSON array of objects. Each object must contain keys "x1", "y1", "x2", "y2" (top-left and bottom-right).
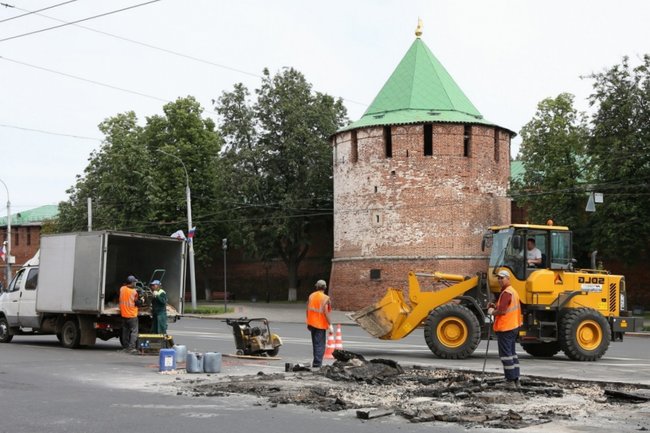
[{"x1": 157, "y1": 150, "x2": 197, "y2": 311}]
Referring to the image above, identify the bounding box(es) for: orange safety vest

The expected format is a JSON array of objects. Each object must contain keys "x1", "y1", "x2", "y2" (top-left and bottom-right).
[
  {"x1": 119, "y1": 285, "x2": 138, "y2": 318},
  {"x1": 306, "y1": 290, "x2": 330, "y2": 330},
  {"x1": 493, "y1": 286, "x2": 523, "y2": 332}
]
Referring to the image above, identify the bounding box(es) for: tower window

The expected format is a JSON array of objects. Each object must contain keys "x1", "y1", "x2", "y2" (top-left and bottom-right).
[
  {"x1": 494, "y1": 128, "x2": 500, "y2": 161},
  {"x1": 351, "y1": 130, "x2": 358, "y2": 163},
  {"x1": 424, "y1": 124, "x2": 433, "y2": 156},
  {"x1": 384, "y1": 126, "x2": 392, "y2": 158},
  {"x1": 463, "y1": 125, "x2": 472, "y2": 157}
]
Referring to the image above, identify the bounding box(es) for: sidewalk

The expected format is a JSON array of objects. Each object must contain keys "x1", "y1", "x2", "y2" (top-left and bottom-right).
[{"x1": 185, "y1": 301, "x2": 356, "y2": 325}]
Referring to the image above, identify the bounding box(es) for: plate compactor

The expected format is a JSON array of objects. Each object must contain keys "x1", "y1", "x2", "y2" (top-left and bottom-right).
[{"x1": 224, "y1": 317, "x2": 282, "y2": 357}]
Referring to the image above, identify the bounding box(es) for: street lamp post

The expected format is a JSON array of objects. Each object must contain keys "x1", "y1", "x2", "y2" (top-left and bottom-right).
[
  {"x1": 0, "y1": 178, "x2": 11, "y2": 286},
  {"x1": 222, "y1": 238, "x2": 227, "y2": 311},
  {"x1": 157, "y1": 150, "x2": 197, "y2": 311}
]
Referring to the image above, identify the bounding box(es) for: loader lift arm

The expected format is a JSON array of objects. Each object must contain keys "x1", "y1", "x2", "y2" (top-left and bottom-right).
[{"x1": 350, "y1": 272, "x2": 480, "y2": 340}]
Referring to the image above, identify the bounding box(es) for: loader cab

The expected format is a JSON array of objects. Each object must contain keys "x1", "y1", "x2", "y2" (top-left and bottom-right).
[{"x1": 486, "y1": 224, "x2": 572, "y2": 283}]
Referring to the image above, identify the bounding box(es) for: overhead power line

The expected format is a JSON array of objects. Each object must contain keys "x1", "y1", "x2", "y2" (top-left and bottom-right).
[
  {"x1": 0, "y1": 0, "x2": 77, "y2": 24},
  {"x1": 0, "y1": 0, "x2": 161, "y2": 43},
  {"x1": 0, "y1": 122, "x2": 102, "y2": 141},
  {"x1": 1, "y1": 55, "x2": 171, "y2": 103},
  {"x1": 5, "y1": 3, "x2": 369, "y2": 108}
]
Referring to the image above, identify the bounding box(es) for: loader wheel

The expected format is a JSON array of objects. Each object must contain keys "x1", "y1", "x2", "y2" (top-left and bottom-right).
[
  {"x1": 521, "y1": 342, "x2": 561, "y2": 358},
  {"x1": 0, "y1": 317, "x2": 13, "y2": 343},
  {"x1": 560, "y1": 308, "x2": 610, "y2": 361},
  {"x1": 61, "y1": 319, "x2": 81, "y2": 349},
  {"x1": 423, "y1": 304, "x2": 480, "y2": 359}
]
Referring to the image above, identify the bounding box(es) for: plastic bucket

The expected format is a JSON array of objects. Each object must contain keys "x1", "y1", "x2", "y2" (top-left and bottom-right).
[
  {"x1": 173, "y1": 345, "x2": 187, "y2": 364},
  {"x1": 186, "y1": 352, "x2": 204, "y2": 373},
  {"x1": 159, "y1": 348, "x2": 176, "y2": 372},
  {"x1": 203, "y1": 352, "x2": 222, "y2": 373}
]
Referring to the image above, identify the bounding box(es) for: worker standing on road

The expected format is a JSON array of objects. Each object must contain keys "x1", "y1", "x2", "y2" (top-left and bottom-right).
[
  {"x1": 488, "y1": 270, "x2": 523, "y2": 389},
  {"x1": 150, "y1": 279, "x2": 168, "y2": 335},
  {"x1": 119, "y1": 275, "x2": 139, "y2": 353},
  {"x1": 306, "y1": 279, "x2": 333, "y2": 369}
]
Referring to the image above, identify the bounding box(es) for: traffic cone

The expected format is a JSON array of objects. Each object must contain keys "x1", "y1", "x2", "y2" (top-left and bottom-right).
[
  {"x1": 323, "y1": 329, "x2": 335, "y2": 359},
  {"x1": 335, "y1": 324, "x2": 344, "y2": 350}
]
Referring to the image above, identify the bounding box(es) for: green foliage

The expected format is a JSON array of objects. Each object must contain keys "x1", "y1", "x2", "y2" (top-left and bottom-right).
[
  {"x1": 56, "y1": 97, "x2": 223, "y2": 266},
  {"x1": 184, "y1": 305, "x2": 234, "y2": 315},
  {"x1": 511, "y1": 93, "x2": 590, "y2": 256},
  {"x1": 514, "y1": 56, "x2": 650, "y2": 266},
  {"x1": 585, "y1": 55, "x2": 650, "y2": 263},
  {"x1": 215, "y1": 68, "x2": 348, "y2": 290}
]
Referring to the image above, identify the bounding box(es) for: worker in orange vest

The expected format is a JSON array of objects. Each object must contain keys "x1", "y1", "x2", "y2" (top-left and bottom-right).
[
  {"x1": 488, "y1": 269, "x2": 523, "y2": 389},
  {"x1": 119, "y1": 275, "x2": 140, "y2": 353},
  {"x1": 306, "y1": 279, "x2": 333, "y2": 368}
]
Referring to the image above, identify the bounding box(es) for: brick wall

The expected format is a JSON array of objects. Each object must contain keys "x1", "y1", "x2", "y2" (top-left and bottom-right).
[
  {"x1": 0, "y1": 225, "x2": 41, "y2": 286},
  {"x1": 330, "y1": 123, "x2": 511, "y2": 310}
]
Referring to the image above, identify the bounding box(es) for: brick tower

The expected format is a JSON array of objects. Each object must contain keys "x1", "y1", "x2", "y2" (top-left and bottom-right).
[{"x1": 330, "y1": 24, "x2": 514, "y2": 310}]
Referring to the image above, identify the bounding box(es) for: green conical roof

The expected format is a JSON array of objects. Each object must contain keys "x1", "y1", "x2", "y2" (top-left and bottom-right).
[{"x1": 340, "y1": 38, "x2": 512, "y2": 134}]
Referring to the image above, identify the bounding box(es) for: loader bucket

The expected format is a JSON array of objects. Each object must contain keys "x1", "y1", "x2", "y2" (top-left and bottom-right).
[{"x1": 349, "y1": 288, "x2": 411, "y2": 339}]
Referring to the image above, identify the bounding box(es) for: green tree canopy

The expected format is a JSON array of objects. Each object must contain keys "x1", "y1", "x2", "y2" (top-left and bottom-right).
[
  {"x1": 510, "y1": 93, "x2": 590, "y2": 255},
  {"x1": 215, "y1": 68, "x2": 348, "y2": 296},
  {"x1": 585, "y1": 55, "x2": 650, "y2": 263},
  {"x1": 57, "y1": 96, "x2": 223, "y2": 267}
]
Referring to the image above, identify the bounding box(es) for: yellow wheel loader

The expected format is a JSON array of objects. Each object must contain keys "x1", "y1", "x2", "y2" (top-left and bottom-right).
[{"x1": 351, "y1": 223, "x2": 644, "y2": 361}]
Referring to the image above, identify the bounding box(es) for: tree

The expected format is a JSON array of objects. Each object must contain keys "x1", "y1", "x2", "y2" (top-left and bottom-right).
[
  {"x1": 510, "y1": 93, "x2": 590, "y2": 256},
  {"x1": 57, "y1": 97, "x2": 224, "y2": 270},
  {"x1": 57, "y1": 111, "x2": 154, "y2": 232},
  {"x1": 215, "y1": 68, "x2": 347, "y2": 298},
  {"x1": 585, "y1": 55, "x2": 650, "y2": 263}
]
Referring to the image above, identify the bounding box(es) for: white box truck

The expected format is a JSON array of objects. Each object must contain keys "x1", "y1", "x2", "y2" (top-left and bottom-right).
[{"x1": 0, "y1": 231, "x2": 186, "y2": 348}]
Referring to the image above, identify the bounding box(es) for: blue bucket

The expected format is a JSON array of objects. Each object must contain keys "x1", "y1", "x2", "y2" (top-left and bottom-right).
[
  {"x1": 159, "y1": 348, "x2": 176, "y2": 372},
  {"x1": 203, "y1": 352, "x2": 222, "y2": 373}
]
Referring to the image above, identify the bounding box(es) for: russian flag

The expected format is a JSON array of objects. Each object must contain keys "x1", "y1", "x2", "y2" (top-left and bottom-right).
[
  {"x1": 0, "y1": 243, "x2": 6, "y2": 262},
  {"x1": 187, "y1": 227, "x2": 196, "y2": 242}
]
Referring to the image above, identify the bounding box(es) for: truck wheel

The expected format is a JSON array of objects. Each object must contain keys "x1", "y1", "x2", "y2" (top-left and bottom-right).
[
  {"x1": 61, "y1": 319, "x2": 81, "y2": 349},
  {"x1": 0, "y1": 317, "x2": 13, "y2": 343},
  {"x1": 521, "y1": 342, "x2": 561, "y2": 358},
  {"x1": 423, "y1": 304, "x2": 480, "y2": 359},
  {"x1": 560, "y1": 308, "x2": 611, "y2": 361}
]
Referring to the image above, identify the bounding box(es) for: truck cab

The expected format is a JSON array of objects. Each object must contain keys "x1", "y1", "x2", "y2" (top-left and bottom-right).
[{"x1": 0, "y1": 264, "x2": 40, "y2": 341}]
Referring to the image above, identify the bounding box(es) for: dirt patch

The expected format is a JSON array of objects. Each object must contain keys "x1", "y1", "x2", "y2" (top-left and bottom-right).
[{"x1": 172, "y1": 352, "x2": 650, "y2": 430}]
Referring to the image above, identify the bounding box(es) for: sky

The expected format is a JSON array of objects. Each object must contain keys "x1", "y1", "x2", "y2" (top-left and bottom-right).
[{"x1": 1, "y1": 0, "x2": 649, "y2": 216}]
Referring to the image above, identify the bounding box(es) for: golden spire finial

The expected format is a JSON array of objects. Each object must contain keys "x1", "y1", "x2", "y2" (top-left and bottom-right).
[{"x1": 415, "y1": 17, "x2": 423, "y2": 38}]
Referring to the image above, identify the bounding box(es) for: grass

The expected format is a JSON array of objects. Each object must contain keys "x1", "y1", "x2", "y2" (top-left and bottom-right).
[{"x1": 184, "y1": 305, "x2": 235, "y2": 315}]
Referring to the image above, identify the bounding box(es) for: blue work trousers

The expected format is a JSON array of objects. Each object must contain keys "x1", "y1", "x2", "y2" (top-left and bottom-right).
[
  {"x1": 496, "y1": 328, "x2": 520, "y2": 381},
  {"x1": 308, "y1": 326, "x2": 326, "y2": 367}
]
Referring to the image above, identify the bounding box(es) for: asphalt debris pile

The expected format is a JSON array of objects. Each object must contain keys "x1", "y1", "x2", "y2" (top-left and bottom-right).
[{"x1": 173, "y1": 352, "x2": 650, "y2": 430}]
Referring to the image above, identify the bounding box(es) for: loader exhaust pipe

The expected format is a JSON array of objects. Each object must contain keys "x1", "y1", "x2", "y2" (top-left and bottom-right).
[{"x1": 591, "y1": 250, "x2": 598, "y2": 270}]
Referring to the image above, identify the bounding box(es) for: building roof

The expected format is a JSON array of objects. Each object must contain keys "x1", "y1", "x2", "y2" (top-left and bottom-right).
[
  {"x1": 339, "y1": 36, "x2": 514, "y2": 135},
  {"x1": 0, "y1": 205, "x2": 59, "y2": 226},
  {"x1": 510, "y1": 160, "x2": 525, "y2": 181}
]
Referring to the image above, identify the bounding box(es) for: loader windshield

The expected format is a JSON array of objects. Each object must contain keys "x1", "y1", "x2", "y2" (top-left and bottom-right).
[{"x1": 488, "y1": 228, "x2": 526, "y2": 280}]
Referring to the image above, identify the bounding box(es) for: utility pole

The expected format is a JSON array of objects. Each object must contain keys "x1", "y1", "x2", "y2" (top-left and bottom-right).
[
  {"x1": 87, "y1": 197, "x2": 92, "y2": 231},
  {"x1": 157, "y1": 149, "x2": 197, "y2": 310},
  {"x1": 222, "y1": 238, "x2": 227, "y2": 311},
  {"x1": 0, "y1": 178, "x2": 11, "y2": 285}
]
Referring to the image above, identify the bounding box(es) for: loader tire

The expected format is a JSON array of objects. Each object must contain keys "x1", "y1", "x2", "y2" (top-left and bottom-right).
[
  {"x1": 560, "y1": 308, "x2": 610, "y2": 361},
  {"x1": 423, "y1": 304, "x2": 480, "y2": 359},
  {"x1": 61, "y1": 319, "x2": 81, "y2": 349},
  {"x1": 521, "y1": 342, "x2": 561, "y2": 358},
  {"x1": 0, "y1": 317, "x2": 13, "y2": 343}
]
